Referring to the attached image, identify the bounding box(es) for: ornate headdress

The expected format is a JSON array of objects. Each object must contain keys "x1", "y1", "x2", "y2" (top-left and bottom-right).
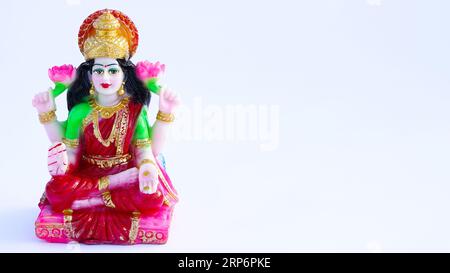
[{"x1": 78, "y1": 9, "x2": 139, "y2": 60}]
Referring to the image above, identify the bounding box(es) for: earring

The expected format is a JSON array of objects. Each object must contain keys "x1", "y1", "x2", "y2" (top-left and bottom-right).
[
  {"x1": 89, "y1": 82, "x2": 95, "y2": 95},
  {"x1": 118, "y1": 81, "x2": 125, "y2": 96}
]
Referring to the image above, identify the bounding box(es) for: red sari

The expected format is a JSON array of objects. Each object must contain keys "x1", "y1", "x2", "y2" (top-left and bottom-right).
[{"x1": 43, "y1": 100, "x2": 178, "y2": 244}]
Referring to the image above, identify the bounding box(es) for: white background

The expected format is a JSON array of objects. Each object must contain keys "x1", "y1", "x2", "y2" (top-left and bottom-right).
[{"x1": 0, "y1": 0, "x2": 450, "y2": 252}]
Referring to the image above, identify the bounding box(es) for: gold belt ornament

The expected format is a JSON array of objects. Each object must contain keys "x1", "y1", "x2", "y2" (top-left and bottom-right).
[{"x1": 83, "y1": 154, "x2": 132, "y2": 169}]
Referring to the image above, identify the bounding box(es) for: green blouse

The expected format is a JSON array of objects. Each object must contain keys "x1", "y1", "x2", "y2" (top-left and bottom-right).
[{"x1": 63, "y1": 102, "x2": 152, "y2": 145}]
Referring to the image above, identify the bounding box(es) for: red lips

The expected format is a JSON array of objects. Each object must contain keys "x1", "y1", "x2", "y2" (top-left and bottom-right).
[{"x1": 101, "y1": 83, "x2": 111, "y2": 88}]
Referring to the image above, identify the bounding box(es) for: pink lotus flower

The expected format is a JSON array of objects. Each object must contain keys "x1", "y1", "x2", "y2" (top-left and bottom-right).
[
  {"x1": 48, "y1": 64, "x2": 76, "y2": 86},
  {"x1": 135, "y1": 61, "x2": 165, "y2": 82}
]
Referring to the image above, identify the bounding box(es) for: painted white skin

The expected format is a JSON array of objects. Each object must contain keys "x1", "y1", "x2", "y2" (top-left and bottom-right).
[
  {"x1": 31, "y1": 88, "x2": 63, "y2": 143},
  {"x1": 151, "y1": 88, "x2": 181, "y2": 156},
  {"x1": 90, "y1": 57, "x2": 125, "y2": 106},
  {"x1": 33, "y1": 57, "x2": 180, "y2": 209}
]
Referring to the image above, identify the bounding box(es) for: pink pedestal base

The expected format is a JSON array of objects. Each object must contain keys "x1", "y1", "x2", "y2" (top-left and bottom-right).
[{"x1": 35, "y1": 204, "x2": 175, "y2": 244}]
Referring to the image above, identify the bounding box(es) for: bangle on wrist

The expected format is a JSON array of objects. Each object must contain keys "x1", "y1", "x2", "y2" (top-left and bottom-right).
[
  {"x1": 133, "y1": 138, "x2": 152, "y2": 149},
  {"x1": 156, "y1": 110, "x2": 175, "y2": 123},
  {"x1": 62, "y1": 138, "x2": 79, "y2": 149},
  {"x1": 39, "y1": 110, "x2": 56, "y2": 124},
  {"x1": 138, "y1": 159, "x2": 156, "y2": 168}
]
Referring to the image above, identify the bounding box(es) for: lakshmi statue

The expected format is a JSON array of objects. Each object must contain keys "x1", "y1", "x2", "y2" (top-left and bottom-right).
[{"x1": 31, "y1": 9, "x2": 180, "y2": 244}]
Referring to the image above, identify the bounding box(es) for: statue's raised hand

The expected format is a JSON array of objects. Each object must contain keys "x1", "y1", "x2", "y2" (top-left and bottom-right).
[
  {"x1": 159, "y1": 88, "x2": 180, "y2": 114},
  {"x1": 47, "y1": 142, "x2": 68, "y2": 176},
  {"x1": 32, "y1": 88, "x2": 55, "y2": 113}
]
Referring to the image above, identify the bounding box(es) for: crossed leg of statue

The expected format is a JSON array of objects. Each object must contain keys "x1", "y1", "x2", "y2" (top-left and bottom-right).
[{"x1": 45, "y1": 167, "x2": 164, "y2": 214}]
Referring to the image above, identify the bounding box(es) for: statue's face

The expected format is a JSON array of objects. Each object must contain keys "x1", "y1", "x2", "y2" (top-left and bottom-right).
[{"x1": 91, "y1": 57, "x2": 124, "y2": 96}]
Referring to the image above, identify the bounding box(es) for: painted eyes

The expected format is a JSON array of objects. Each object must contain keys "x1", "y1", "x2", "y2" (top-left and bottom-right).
[
  {"x1": 92, "y1": 68, "x2": 120, "y2": 75},
  {"x1": 108, "y1": 68, "x2": 120, "y2": 75},
  {"x1": 93, "y1": 68, "x2": 104, "y2": 75}
]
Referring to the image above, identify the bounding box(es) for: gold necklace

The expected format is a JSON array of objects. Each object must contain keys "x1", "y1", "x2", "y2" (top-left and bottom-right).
[
  {"x1": 88, "y1": 96, "x2": 130, "y2": 119},
  {"x1": 89, "y1": 96, "x2": 129, "y2": 147},
  {"x1": 92, "y1": 110, "x2": 118, "y2": 147}
]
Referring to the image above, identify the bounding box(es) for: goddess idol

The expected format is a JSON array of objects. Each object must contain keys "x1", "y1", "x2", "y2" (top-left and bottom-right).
[{"x1": 31, "y1": 9, "x2": 180, "y2": 244}]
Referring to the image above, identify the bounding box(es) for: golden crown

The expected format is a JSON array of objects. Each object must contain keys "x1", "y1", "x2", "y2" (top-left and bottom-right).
[{"x1": 79, "y1": 10, "x2": 139, "y2": 60}]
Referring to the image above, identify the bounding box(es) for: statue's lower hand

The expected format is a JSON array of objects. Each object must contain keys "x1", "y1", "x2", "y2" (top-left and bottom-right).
[
  {"x1": 47, "y1": 142, "x2": 68, "y2": 176},
  {"x1": 32, "y1": 88, "x2": 55, "y2": 113},
  {"x1": 139, "y1": 162, "x2": 159, "y2": 194}
]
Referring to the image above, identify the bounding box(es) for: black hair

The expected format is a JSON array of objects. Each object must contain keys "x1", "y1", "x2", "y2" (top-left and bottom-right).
[{"x1": 67, "y1": 58, "x2": 151, "y2": 111}]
